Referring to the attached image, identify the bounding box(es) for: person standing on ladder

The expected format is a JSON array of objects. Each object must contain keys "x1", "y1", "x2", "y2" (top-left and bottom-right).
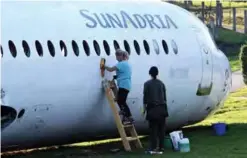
[{"x1": 103, "y1": 49, "x2": 134, "y2": 125}]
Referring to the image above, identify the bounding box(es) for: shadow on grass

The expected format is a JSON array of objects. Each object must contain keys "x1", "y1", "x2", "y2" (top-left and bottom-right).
[{"x1": 2, "y1": 123, "x2": 247, "y2": 158}]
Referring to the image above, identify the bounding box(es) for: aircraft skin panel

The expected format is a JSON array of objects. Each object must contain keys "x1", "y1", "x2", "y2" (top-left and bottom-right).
[{"x1": 0, "y1": 0, "x2": 231, "y2": 151}]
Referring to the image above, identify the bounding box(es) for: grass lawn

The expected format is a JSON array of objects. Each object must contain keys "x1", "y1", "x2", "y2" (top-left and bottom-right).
[
  {"x1": 3, "y1": 87, "x2": 247, "y2": 158},
  {"x1": 229, "y1": 56, "x2": 241, "y2": 72}
]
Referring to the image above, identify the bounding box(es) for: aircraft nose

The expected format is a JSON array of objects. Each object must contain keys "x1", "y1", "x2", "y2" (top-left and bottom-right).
[{"x1": 219, "y1": 49, "x2": 232, "y2": 90}]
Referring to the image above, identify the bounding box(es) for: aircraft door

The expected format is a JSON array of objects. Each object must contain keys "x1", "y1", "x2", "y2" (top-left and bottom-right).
[{"x1": 192, "y1": 27, "x2": 213, "y2": 96}]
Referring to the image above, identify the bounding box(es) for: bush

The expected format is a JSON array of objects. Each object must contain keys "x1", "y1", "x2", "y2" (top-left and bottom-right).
[{"x1": 239, "y1": 44, "x2": 247, "y2": 85}]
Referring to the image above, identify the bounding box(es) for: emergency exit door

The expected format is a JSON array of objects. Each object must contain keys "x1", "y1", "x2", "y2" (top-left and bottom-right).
[{"x1": 192, "y1": 27, "x2": 213, "y2": 96}]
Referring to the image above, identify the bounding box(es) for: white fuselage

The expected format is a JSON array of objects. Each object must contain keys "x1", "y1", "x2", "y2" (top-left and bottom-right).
[{"x1": 1, "y1": 1, "x2": 231, "y2": 151}]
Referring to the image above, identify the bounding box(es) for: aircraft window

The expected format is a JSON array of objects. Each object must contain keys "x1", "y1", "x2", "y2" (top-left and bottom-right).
[
  {"x1": 60, "y1": 40, "x2": 67, "y2": 57},
  {"x1": 1, "y1": 44, "x2": 3, "y2": 57},
  {"x1": 22, "y1": 40, "x2": 30, "y2": 57},
  {"x1": 153, "y1": 39, "x2": 159, "y2": 55},
  {"x1": 47, "y1": 40, "x2": 55, "y2": 57},
  {"x1": 171, "y1": 40, "x2": 178, "y2": 54},
  {"x1": 93, "y1": 40, "x2": 100, "y2": 56},
  {"x1": 83, "y1": 40, "x2": 90, "y2": 56},
  {"x1": 17, "y1": 109, "x2": 25, "y2": 119},
  {"x1": 162, "y1": 40, "x2": 169, "y2": 54},
  {"x1": 8, "y1": 40, "x2": 17, "y2": 58},
  {"x1": 133, "y1": 40, "x2": 140, "y2": 55},
  {"x1": 113, "y1": 40, "x2": 120, "y2": 50},
  {"x1": 35, "y1": 40, "x2": 43, "y2": 57},
  {"x1": 103, "y1": 40, "x2": 110, "y2": 56},
  {"x1": 124, "y1": 40, "x2": 131, "y2": 55},
  {"x1": 72, "y1": 40, "x2": 79, "y2": 56},
  {"x1": 143, "y1": 40, "x2": 150, "y2": 55}
]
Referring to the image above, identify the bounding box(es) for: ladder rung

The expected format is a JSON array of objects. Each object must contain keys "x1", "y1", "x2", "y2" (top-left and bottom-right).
[
  {"x1": 127, "y1": 137, "x2": 139, "y2": 141},
  {"x1": 124, "y1": 124, "x2": 133, "y2": 128}
]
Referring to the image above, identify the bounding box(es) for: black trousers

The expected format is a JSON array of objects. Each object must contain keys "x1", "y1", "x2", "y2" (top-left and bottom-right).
[
  {"x1": 117, "y1": 88, "x2": 132, "y2": 118},
  {"x1": 148, "y1": 118, "x2": 166, "y2": 150}
]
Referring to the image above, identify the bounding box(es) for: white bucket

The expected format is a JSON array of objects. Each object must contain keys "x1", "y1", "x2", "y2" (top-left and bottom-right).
[
  {"x1": 169, "y1": 131, "x2": 183, "y2": 151},
  {"x1": 178, "y1": 138, "x2": 190, "y2": 152}
]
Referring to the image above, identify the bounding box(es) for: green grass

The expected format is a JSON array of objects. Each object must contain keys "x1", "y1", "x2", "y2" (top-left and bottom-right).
[
  {"x1": 3, "y1": 87, "x2": 247, "y2": 158},
  {"x1": 229, "y1": 56, "x2": 241, "y2": 72}
]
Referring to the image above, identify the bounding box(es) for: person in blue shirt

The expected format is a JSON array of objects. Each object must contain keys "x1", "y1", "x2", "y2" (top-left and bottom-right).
[{"x1": 103, "y1": 49, "x2": 134, "y2": 125}]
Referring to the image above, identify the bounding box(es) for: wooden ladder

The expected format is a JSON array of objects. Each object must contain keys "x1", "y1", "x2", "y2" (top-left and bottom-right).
[{"x1": 100, "y1": 58, "x2": 143, "y2": 152}]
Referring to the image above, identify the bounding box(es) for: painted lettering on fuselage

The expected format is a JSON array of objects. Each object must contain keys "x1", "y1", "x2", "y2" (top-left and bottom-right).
[{"x1": 79, "y1": 9, "x2": 178, "y2": 29}]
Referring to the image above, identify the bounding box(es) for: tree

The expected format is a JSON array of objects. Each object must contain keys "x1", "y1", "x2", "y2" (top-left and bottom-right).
[{"x1": 239, "y1": 43, "x2": 247, "y2": 85}]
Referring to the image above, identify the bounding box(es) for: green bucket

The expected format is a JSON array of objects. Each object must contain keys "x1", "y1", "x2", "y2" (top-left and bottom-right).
[{"x1": 164, "y1": 136, "x2": 173, "y2": 149}]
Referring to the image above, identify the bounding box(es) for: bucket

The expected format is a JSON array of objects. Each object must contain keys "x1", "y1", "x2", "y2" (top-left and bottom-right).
[
  {"x1": 169, "y1": 131, "x2": 183, "y2": 151},
  {"x1": 212, "y1": 123, "x2": 226, "y2": 136},
  {"x1": 178, "y1": 138, "x2": 190, "y2": 153},
  {"x1": 164, "y1": 136, "x2": 173, "y2": 149}
]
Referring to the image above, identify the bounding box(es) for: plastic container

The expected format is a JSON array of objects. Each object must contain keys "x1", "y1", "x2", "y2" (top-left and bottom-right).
[
  {"x1": 169, "y1": 131, "x2": 183, "y2": 151},
  {"x1": 178, "y1": 138, "x2": 190, "y2": 153},
  {"x1": 212, "y1": 123, "x2": 226, "y2": 136}
]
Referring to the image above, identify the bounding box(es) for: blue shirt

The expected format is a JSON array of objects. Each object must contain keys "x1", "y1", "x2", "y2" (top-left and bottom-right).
[{"x1": 115, "y1": 61, "x2": 132, "y2": 91}]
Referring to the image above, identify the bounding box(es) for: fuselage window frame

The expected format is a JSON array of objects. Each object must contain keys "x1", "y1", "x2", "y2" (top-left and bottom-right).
[
  {"x1": 72, "y1": 40, "x2": 80, "y2": 57},
  {"x1": 124, "y1": 40, "x2": 131, "y2": 55},
  {"x1": 1, "y1": 44, "x2": 3, "y2": 57},
  {"x1": 22, "y1": 40, "x2": 31, "y2": 57},
  {"x1": 162, "y1": 40, "x2": 169, "y2": 54},
  {"x1": 133, "y1": 40, "x2": 140, "y2": 55},
  {"x1": 113, "y1": 40, "x2": 120, "y2": 50},
  {"x1": 35, "y1": 40, "x2": 43, "y2": 57},
  {"x1": 143, "y1": 40, "x2": 150, "y2": 55},
  {"x1": 171, "y1": 39, "x2": 178, "y2": 55},
  {"x1": 153, "y1": 39, "x2": 160, "y2": 55},
  {"x1": 83, "y1": 40, "x2": 90, "y2": 56},
  {"x1": 93, "y1": 40, "x2": 101, "y2": 56},
  {"x1": 59, "y1": 40, "x2": 68, "y2": 57},
  {"x1": 8, "y1": 40, "x2": 17, "y2": 58},
  {"x1": 103, "y1": 40, "x2": 110, "y2": 56},
  {"x1": 47, "y1": 40, "x2": 55, "y2": 57}
]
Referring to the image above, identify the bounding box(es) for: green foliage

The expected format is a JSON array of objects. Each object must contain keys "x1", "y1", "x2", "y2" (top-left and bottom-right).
[{"x1": 239, "y1": 44, "x2": 247, "y2": 85}]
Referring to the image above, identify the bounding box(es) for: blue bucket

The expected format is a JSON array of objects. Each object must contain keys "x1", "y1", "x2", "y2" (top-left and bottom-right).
[{"x1": 212, "y1": 123, "x2": 226, "y2": 136}]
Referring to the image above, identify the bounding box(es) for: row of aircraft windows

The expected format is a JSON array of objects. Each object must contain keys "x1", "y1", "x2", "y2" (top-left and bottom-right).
[{"x1": 0, "y1": 39, "x2": 178, "y2": 58}]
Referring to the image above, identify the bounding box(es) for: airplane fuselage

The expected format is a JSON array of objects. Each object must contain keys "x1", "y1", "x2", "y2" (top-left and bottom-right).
[{"x1": 1, "y1": 1, "x2": 231, "y2": 151}]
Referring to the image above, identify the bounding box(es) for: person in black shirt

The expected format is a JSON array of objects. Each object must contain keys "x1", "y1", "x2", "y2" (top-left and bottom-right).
[{"x1": 143, "y1": 66, "x2": 169, "y2": 154}]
